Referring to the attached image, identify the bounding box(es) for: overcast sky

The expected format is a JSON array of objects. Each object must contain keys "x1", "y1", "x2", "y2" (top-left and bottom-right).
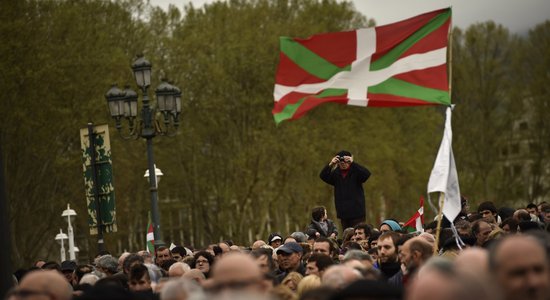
[{"x1": 149, "y1": 0, "x2": 549, "y2": 34}]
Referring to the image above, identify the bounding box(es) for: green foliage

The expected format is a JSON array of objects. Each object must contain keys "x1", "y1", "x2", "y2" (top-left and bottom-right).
[
  {"x1": 0, "y1": 0, "x2": 148, "y2": 266},
  {"x1": 2, "y1": 0, "x2": 548, "y2": 267},
  {"x1": 451, "y1": 23, "x2": 521, "y2": 204},
  {"x1": 508, "y1": 21, "x2": 550, "y2": 203}
]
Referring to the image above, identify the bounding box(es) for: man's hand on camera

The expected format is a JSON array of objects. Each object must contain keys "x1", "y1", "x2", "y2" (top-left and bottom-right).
[{"x1": 329, "y1": 156, "x2": 340, "y2": 167}]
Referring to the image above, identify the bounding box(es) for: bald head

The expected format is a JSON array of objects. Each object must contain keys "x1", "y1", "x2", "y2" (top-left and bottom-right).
[
  {"x1": 182, "y1": 269, "x2": 205, "y2": 283},
  {"x1": 408, "y1": 257, "x2": 497, "y2": 300},
  {"x1": 490, "y1": 235, "x2": 550, "y2": 300},
  {"x1": 18, "y1": 270, "x2": 72, "y2": 300},
  {"x1": 418, "y1": 232, "x2": 435, "y2": 246},
  {"x1": 210, "y1": 252, "x2": 265, "y2": 294},
  {"x1": 321, "y1": 265, "x2": 362, "y2": 290},
  {"x1": 169, "y1": 262, "x2": 191, "y2": 277},
  {"x1": 454, "y1": 247, "x2": 489, "y2": 278},
  {"x1": 251, "y1": 240, "x2": 266, "y2": 250}
]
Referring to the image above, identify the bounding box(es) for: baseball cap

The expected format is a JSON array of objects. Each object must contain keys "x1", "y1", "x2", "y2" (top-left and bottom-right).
[
  {"x1": 268, "y1": 233, "x2": 282, "y2": 244},
  {"x1": 61, "y1": 260, "x2": 76, "y2": 272},
  {"x1": 276, "y1": 242, "x2": 303, "y2": 255}
]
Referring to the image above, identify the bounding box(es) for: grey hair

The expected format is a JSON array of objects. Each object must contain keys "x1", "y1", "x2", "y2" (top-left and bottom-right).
[
  {"x1": 96, "y1": 255, "x2": 118, "y2": 273},
  {"x1": 160, "y1": 278, "x2": 204, "y2": 300},
  {"x1": 417, "y1": 256, "x2": 500, "y2": 300},
  {"x1": 79, "y1": 273, "x2": 100, "y2": 286},
  {"x1": 169, "y1": 262, "x2": 191, "y2": 274},
  {"x1": 321, "y1": 265, "x2": 362, "y2": 290},
  {"x1": 418, "y1": 256, "x2": 456, "y2": 277},
  {"x1": 291, "y1": 231, "x2": 308, "y2": 243},
  {"x1": 144, "y1": 263, "x2": 163, "y2": 283},
  {"x1": 342, "y1": 250, "x2": 373, "y2": 263}
]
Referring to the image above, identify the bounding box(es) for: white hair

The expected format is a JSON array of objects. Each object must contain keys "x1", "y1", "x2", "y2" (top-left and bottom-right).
[
  {"x1": 169, "y1": 262, "x2": 191, "y2": 275},
  {"x1": 79, "y1": 273, "x2": 100, "y2": 286},
  {"x1": 321, "y1": 265, "x2": 362, "y2": 290},
  {"x1": 160, "y1": 278, "x2": 204, "y2": 300},
  {"x1": 145, "y1": 263, "x2": 164, "y2": 283}
]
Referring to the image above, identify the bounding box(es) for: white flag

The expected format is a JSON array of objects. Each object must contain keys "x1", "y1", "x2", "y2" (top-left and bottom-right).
[{"x1": 427, "y1": 107, "x2": 461, "y2": 222}]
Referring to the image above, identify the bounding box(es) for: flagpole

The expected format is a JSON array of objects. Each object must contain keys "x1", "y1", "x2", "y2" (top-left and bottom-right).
[
  {"x1": 448, "y1": 7, "x2": 453, "y2": 101},
  {"x1": 433, "y1": 192, "x2": 445, "y2": 254}
]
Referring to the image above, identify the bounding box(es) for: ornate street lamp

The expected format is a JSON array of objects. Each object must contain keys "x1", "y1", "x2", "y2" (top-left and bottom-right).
[
  {"x1": 144, "y1": 165, "x2": 163, "y2": 188},
  {"x1": 61, "y1": 204, "x2": 77, "y2": 261},
  {"x1": 55, "y1": 229, "x2": 68, "y2": 262},
  {"x1": 105, "y1": 55, "x2": 181, "y2": 248}
]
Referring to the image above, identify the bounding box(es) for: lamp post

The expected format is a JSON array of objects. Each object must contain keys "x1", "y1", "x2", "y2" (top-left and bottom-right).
[
  {"x1": 144, "y1": 165, "x2": 163, "y2": 188},
  {"x1": 105, "y1": 55, "x2": 181, "y2": 249},
  {"x1": 61, "y1": 204, "x2": 77, "y2": 260},
  {"x1": 55, "y1": 229, "x2": 68, "y2": 262}
]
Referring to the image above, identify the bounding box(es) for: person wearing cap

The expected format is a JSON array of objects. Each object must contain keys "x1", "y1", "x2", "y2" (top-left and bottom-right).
[
  {"x1": 320, "y1": 150, "x2": 371, "y2": 229},
  {"x1": 60, "y1": 260, "x2": 77, "y2": 286},
  {"x1": 379, "y1": 220, "x2": 402, "y2": 233},
  {"x1": 275, "y1": 242, "x2": 306, "y2": 283},
  {"x1": 268, "y1": 233, "x2": 283, "y2": 248}
]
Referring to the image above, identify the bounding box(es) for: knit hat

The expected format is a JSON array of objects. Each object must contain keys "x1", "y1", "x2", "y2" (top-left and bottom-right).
[
  {"x1": 337, "y1": 150, "x2": 352, "y2": 157},
  {"x1": 380, "y1": 220, "x2": 401, "y2": 232}
]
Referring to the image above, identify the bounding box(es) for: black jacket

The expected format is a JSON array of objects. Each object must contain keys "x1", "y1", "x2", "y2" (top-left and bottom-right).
[{"x1": 320, "y1": 162, "x2": 371, "y2": 220}]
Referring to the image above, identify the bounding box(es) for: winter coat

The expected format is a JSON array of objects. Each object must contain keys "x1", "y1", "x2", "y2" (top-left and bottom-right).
[
  {"x1": 320, "y1": 162, "x2": 371, "y2": 220},
  {"x1": 306, "y1": 219, "x2": 338, "y2": 238}
]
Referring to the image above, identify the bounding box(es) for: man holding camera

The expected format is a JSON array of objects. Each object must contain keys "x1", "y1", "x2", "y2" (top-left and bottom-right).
[{"x1": 320, "y1": 150, "x2": 371, "y2": 230}]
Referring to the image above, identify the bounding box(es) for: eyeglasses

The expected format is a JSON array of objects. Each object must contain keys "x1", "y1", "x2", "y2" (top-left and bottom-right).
[{"x1": 196, "y1": 259, "x2": 209, "y2": 264}]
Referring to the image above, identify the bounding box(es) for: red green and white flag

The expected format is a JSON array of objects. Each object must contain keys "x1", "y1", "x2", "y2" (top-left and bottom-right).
[
  {"x1": 146, "y1": 219, "x2": 155, "y2": 253},
  {"x1": 272, "y1": 8, "x2": 452, "y2": 124},
  {"x1": 404, "y1": 196, "x2": 425, "y2": 232}
]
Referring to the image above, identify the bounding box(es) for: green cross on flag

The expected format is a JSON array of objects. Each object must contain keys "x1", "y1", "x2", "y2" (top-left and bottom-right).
[{"x1": 273, "y1": 8, "x2": 452, "y2": 124}]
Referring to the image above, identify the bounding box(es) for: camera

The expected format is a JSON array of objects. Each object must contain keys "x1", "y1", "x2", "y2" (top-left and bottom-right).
[{"x1": 337, "y1": 156, "x2": 346, "y2": 162}]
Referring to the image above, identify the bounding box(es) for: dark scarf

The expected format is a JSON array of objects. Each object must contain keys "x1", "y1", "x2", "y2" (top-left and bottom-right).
[{"x1": 379, "y1": 261, "x2": 401, "y2": 279}]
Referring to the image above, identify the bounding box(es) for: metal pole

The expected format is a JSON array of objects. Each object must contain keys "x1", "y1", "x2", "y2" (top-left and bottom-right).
[
  {"x1": 139, "y1": 84, "x2": 165, "y2": 249},
  {"x1": 60, "y1": 237, "x2": 66, "y2": 262},
  {"x1": 67, "y1": 209, "x2": 75, "y2": 260},
  {"x1": 0, "y1": 142, "x2": 14, "y2": 296},
  {"x1": 146, "y1": 137, "x2": 165, "y2": 248},
  {"x1": 88, "y1": 123, "x2": 105, "y2": 253}
]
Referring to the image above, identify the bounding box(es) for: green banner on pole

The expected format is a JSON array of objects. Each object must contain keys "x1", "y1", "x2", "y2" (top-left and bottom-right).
[{"x1": 80, "y1": 124, "x2": 117, "y2": 234}]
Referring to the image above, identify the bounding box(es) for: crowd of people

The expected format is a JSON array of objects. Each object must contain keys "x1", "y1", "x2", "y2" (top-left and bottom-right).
[{"x1": 6, "y1": 200, "x2": 550, "y2": 300}]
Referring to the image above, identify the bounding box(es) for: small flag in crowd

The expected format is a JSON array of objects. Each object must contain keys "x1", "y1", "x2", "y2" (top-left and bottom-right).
[
  {"x1": 146, "y1": 219, "x2": 155, "y2": 253},
  {"x1": 404, "y1": 196, "x2": 425, "y2": 232},
  {"x1": 272, "y1": 8, "x2": 452, "y2": 123}
]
